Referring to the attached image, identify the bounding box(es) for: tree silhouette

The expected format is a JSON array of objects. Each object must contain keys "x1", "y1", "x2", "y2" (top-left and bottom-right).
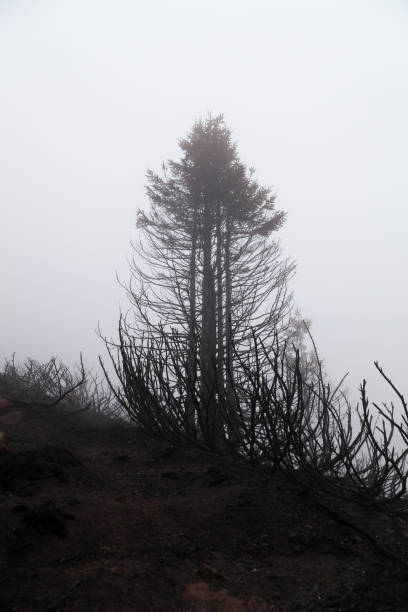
[{"x1": 127, "y1": 115, "x2": 294, "y2": 443}]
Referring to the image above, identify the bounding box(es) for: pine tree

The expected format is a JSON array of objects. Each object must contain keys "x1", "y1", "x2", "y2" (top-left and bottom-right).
[{"x1": 128, "y1": 115, "x2": 294, "y2": 442}]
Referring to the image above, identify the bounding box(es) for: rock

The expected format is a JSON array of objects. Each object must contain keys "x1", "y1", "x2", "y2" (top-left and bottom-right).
[{"x1": 197, "y1": 563, "x2": 226, "y2": 581}]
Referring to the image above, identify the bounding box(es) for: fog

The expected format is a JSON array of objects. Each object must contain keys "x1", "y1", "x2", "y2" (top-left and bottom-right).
[{"x1": 1, "y1": 0, "x2": 407, "y2": 404}]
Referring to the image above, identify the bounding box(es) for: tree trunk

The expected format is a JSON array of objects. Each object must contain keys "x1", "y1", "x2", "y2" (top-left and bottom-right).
[
  {"x1": 185, "y1": 203, "x2": 198, "y2": 432},
  {"x1": 200, "y1": 200, "x2": 218, "y2": 447},
  {"x1": 225, "y1": 215, "x2": 239, "y2": 448},
  {"x1": 216, "y1": 205, "x2": 224, "y2": 392},
  {"x1": 225, "y1": 217, "x2": 233, "y2": 391}
]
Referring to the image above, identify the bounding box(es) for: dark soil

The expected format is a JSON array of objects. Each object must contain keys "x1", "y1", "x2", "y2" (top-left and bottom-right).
[{"x1": 1, "y1": 404, "x2": 408, "y2": 611}]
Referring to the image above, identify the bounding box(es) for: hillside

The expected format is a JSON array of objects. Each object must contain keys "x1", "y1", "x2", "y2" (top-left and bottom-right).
[{"x1": 1, "y1": 402, "x2": 408, "y2": 611}]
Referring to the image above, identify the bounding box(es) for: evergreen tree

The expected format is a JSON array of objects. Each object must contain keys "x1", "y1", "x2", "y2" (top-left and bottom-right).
[{"x1": 129, "y1": 115, "x2": 294, "y2": 442}]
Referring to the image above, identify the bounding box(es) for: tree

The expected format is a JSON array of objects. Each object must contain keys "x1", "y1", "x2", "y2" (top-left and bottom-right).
[
  {"x1": 123, "y1": 115, "x2": 295, "y2": 446},
  {"x1": 100, "y1": 116, "x2": 408, "y2": 524},
  {"x1": 283, "y1": 310, "x2": 322, "y2": 382}
]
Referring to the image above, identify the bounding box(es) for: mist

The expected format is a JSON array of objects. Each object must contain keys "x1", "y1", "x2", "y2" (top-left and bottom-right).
[{"x1": 1, "y1": 0, "x2": 407, "y2": 403}]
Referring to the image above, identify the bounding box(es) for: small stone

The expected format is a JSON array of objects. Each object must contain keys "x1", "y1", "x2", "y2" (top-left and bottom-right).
[{"x1": 198, "y1": 563, "x2": 226, "y2": 581}]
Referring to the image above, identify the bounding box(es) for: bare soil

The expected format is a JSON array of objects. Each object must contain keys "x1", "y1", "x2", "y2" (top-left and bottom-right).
[{"x1": 1, "y1": 404, "x2": 408, "y2": 611}]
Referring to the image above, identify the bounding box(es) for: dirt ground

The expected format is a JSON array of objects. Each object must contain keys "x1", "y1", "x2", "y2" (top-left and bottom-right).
[{"x1": 1, "y1": 403, "x2": 408, "y2": 611}]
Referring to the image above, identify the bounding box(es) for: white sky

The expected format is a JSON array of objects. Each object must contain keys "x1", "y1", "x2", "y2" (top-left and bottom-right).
[{"x1": 1, "y1": 0, "x2": 407, "y2": 405}]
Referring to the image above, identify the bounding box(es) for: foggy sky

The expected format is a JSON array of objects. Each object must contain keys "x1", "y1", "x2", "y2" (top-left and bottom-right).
[{"x1": 1, "y1": 0, "x2": 407, "y2": 404}]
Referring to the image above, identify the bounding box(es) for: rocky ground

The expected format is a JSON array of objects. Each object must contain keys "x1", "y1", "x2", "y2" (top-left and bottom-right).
[{"x1": 1, "y1": 403, "x2": 408, "y2": 611}]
